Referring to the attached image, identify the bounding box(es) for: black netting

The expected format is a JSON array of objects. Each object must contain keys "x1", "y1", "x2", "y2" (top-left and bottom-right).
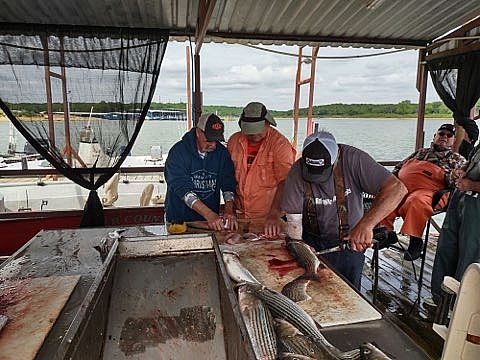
[
  {"x1": 0, "y1": 25, "x2": 168, "y2": 226},
  {"x1": 427, "y1": 51, "x2": 480, "y2": 119}
]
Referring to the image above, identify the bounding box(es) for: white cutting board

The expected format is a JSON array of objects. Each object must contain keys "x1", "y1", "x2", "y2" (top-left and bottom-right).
[
  {"x1": 0, "y1": 275, "x2": 80, "y2": 360},
  {"x1": 227, "y1": 240, "x2": 381, "y2": 327}
]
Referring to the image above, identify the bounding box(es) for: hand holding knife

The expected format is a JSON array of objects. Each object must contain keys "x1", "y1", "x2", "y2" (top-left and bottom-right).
[{"x1": 315, "y1": 226, "x2": 389, "y2": 256}]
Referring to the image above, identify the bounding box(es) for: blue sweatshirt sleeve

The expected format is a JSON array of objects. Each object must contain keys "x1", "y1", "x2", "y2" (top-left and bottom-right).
[
  {"x1": 164, "y1": 143, "x2": 196, "y2": 200},
  {"x1": 220, "y1": 148, "x2": 237, "y2": 193}
]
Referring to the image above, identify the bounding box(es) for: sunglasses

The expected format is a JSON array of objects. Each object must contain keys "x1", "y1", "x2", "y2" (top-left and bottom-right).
[{"x1": 437, "y1": 131, "x2": 453, "y2": 138}]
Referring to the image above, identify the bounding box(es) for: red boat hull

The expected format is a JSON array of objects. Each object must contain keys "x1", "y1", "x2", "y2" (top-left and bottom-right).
[{"x1": 0, "y1": 206, "x2": 165, "y2": 256}]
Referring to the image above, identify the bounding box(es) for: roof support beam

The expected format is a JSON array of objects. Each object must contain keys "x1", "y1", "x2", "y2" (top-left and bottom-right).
[
  {"x1": 415, "y1": 49, "x2": 428, "y2": 151},
  {"x1": 195, "y1": 0, "x2": 217, "y2": 55},
  {"x1": 202, "y1": 31, "x2": 427, "y2": 48},
  {"x1": 426, "y1": 16, "x2": 480, "y2": 61}
]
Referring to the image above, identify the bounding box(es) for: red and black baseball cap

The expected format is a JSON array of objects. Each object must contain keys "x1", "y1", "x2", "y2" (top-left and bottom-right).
[{"x1": 197, "y1": 113, "x2": 225, "y2": 142}]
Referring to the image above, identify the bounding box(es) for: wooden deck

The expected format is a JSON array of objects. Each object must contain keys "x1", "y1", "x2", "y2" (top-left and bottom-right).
[{"x1": 360, "y1": 233, "x2": 444, "y2": 359}]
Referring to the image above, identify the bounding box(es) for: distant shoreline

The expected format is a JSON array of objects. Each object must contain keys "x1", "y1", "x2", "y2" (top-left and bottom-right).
[{"x1": 0, "y1": 115, "x2": 452, "y2": 122}]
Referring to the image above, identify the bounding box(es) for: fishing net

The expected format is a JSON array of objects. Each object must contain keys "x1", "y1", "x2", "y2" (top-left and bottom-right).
[
  {"x1": 0, "y1": 25, "x2": 169, "y2": 225},
  {"x1": 427, "y1": 51, "x2": 480, "y2": 148},
  {"x1": 427, "y1": 51, "x2": 480, "y2": 120}
]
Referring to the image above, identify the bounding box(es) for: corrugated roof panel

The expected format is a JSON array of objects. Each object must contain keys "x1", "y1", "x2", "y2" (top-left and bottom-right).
[{"x1": 0, "y1": 0, "x2": 478, "y2": 49}]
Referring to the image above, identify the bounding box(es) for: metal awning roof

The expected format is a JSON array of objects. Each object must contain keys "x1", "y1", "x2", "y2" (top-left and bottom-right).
[{"x1": 0, "y1": 0, "x2": 479, "y2": 49}]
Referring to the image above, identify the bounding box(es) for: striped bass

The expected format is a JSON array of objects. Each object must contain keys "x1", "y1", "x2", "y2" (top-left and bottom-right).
[
  {"x1": 359, "y1": 343, "x2": 392, "y2": 359},
  {"x1": 222, "y1": 250, "x2": 259, "y2": 284},
  {"x1": 238, "y1": 285, "x2": 277, "y2": 360},
  {"x1": 245, "y1": 284, "x2": 360, "y2": 360},
  {"x1": 275, "y1": 319, "x2": 360, "y2": 360},
  {"x1": 286, "y1": 241, "x2": 321, "y2": 277},
  {"x1": 278, "y1": 353, "x2": 317, "y2": 360},
  {"x1": 281, "y1": 273, "x2": 319, "y2": 302}
]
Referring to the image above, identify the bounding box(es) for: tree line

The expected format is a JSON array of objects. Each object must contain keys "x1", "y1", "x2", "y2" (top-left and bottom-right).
[{"x1": 3, "y1": 100, "x2": 456, "y2": 119}]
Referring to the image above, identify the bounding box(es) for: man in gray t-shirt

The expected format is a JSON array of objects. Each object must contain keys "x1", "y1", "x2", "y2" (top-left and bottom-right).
[{"x1": 281, "y1": 131, "x2": 406, "y2": 288}]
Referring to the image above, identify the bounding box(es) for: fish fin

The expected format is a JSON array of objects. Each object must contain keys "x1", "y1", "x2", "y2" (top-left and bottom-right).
[
  {"x1": 221, "y1": 248, "x2": 240, "y2": 257},
  {"x1": 340, "y1": 348, "x2": 361, "y2": 360}
]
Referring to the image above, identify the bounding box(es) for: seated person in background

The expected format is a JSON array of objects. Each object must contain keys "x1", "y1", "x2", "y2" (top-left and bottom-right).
[
  {"x1": 165, "y1": 113, "x2": 237, "y2": 231},
  {"x1": 227, "y1": 102, "x2": 295, "y2": 236},
  {"x1": 381, "y1": 124, "x2": 466, "y2": 261},
  {"x1": 281, "y1": 131, "x2": 406, "y2": 288},
  {"x1": 430, "y1": 143, "x2": 480, "y2": 307}
]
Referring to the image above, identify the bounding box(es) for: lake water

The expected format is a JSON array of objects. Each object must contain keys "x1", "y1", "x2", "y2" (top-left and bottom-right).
[{"x1": 0, "y1": 117, "x2": 450, "y2": 162}]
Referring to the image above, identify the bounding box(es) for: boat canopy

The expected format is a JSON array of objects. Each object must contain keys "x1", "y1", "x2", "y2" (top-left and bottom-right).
[
  {"x1": 0, "y1": 0, "x2": 479, "y2": 49},
  {"x1": 0, "y1": 1, "x2": 479, "y2": 227}
]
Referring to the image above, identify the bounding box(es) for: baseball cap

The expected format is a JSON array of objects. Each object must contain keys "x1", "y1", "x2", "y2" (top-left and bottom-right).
[
  {"x1": 239, "y1": 102, "x2": 277, "y2": 135},
  {"x1": 301, "y1": 131, "x2": 338, "y2": 183},
  {"x1": 437, "y1": 123, "x2": 455, "y2": 135},
  {"x1": 196, "y1": 113, "x2": 225, "y2": 142}
]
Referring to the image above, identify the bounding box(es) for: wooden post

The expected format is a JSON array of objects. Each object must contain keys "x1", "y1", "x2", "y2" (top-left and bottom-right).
[
  {"x1": 415, "y1": 49, "x2": 427, "y2": 150},
  {"x1": 306, "y1": 47, "x2": 319, "y2": 136},
  {"x1": 194, "y1": 53, "x2": 202, "y2": 124},
  {"x1": 60, "y1": 37, "x2": 73, "y2": 166},
  {"x1": 186, "y1": 46, "x2": 193, "y2": 130},
  {"x1": 41, "y1": 35, "x2": 55, "y2": 147},
  {"x1": 292, "y1": 46, "x2": 303, "y2": 151}
]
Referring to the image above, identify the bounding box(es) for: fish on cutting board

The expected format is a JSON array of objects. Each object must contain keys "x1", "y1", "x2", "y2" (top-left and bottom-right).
[
  {"x1": 286, "y1": 240, "x2": 321, "y2": 276},
  {"x1": 221, "y1": 250, "x2": 260, "y2": 284}
]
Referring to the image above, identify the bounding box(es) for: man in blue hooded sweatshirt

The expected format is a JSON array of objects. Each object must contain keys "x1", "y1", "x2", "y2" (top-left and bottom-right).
[{"x1": 165, "y1": 113, "x2": 237, "y2": 231}]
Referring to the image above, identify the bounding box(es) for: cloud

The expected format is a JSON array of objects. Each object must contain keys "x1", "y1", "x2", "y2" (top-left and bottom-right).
[{"x1": 155, "y1": 42, "x2": 441, "y2": 109}]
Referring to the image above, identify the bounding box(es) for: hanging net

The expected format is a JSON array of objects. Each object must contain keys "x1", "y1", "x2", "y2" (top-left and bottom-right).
[
  {"x1": 427, "y1": 51, "x2": 480, "y2": 120},
  {"x1": 0, "y1": 25, "x2": 169, "y2": 225},
  {"x1": 427, "y1": 50, "x2": 480, "y2": 158}
]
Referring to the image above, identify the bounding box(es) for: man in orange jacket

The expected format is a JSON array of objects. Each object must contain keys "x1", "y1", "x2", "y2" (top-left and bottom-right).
[
  {"x1": 381, "y1": 124, "x2": 466, "y2": 260},
  {"x1": 227, "y1": 102, "x2": 295, "y2": 235}
]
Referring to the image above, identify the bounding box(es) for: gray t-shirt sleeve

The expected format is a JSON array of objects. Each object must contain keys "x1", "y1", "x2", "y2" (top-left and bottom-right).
[
  {"x1": 281, "y1": 160, "x2": 304, "y2": 213},
  {"x1": 346, "y1": 145, "x2": 391, "y2": 195}
]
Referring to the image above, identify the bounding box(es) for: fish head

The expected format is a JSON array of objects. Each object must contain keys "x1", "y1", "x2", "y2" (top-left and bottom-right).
[{"x1": 360, "y1": 342, "x2": 391, "y2": 359}]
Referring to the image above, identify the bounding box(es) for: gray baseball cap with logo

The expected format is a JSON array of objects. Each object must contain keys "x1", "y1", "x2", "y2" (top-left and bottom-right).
[{"x1": 301, "y1": 131, "x2": 339, "y2": 183}]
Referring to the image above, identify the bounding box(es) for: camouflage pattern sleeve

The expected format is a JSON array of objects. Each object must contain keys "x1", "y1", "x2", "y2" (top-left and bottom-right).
[{"x1": 446, "y1": 153, "x2": 467, "y2": 187}]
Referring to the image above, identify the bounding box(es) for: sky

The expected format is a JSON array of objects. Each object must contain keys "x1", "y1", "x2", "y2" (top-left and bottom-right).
[{"x1": 155, "y1": 41, "x2": 442, "y2": 111}]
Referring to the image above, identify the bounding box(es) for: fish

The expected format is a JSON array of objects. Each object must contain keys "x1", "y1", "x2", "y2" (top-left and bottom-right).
[
  {"x1": 238, "y1": 285, "x2": 277, "y2": 360},
  {"x1": 281, "y1": 274, "x2": 319, "y2": 302},
  {"x1": 221, "y1": 250, "x2": 260, "y2": 284},
  {"x1": 275, "y1": 319, "x2": 361, "y2": 360},
  {"x1": 0, "y1": 315, "x2": 8, "y2": 332},
  {"x1": 244, "y1": 283, "x2": 320, "y2": 340},
  {"x1": 243, "y1": 232, "x2": 267, "y2": 241},
  {"x1": 286, "y1": 241, "x2": 321, "y2": 276},
  {"x1": 245, "y1": 284, "x2": 360, "y2": 360},
  {"x1": 359, "y1": 343, "x2": 393, "y2": 359},
  {"x1": 278, "y1": 353, "x2": 317, "y2": 360},
  {"x1": 224, "y1": 232, "x2": 243, "y2": 244}
]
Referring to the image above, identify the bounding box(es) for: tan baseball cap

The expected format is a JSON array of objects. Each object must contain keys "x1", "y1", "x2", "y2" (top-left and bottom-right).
[{"x1": 239, "y1": 102, "x2": 277, "y2": 135}]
